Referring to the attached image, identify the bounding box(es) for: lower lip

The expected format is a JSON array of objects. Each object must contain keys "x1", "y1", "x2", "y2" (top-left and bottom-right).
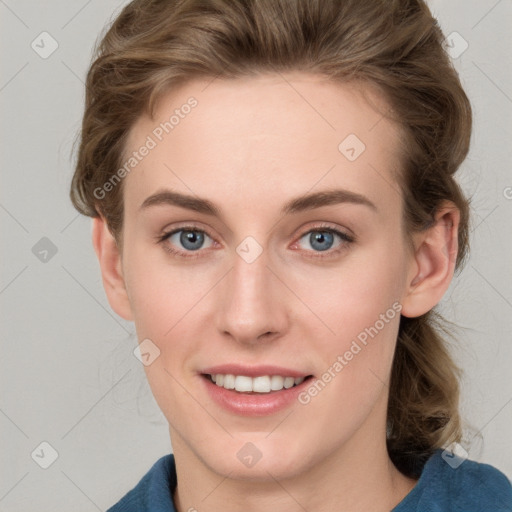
[{"x1": 201, "y1": 375, "x2": 313, "y2": 416}]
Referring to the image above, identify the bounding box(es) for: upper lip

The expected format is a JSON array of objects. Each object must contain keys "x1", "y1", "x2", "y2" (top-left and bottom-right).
[{"x1": 201, "y1": 364, "x2": 311, "y2": 378}]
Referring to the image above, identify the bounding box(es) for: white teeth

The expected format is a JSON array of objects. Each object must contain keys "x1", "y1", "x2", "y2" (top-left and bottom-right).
[
  {"x1": 210, "y1": 374, "x2": 307, "y2": 393},
  {"x1": 252, "y1": 376, "x2": 271, "y2": 393},
  {"x1": 283, "y1": 377, "x2": 295, "y2": 389},
  {"x1": 223, "y1": 374, "x2": 235, "y2": 390},
  {"x1": 234, "y1": 375, "x2": 252, "y2": 392},
  {"x1": 270, "y1": 375, "x2": 284, "y2": 390}
]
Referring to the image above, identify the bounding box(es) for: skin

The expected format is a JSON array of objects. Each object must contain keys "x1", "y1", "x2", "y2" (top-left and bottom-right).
[{"x1": 92, "y1": 73, "x2": 460, "y2": 512}]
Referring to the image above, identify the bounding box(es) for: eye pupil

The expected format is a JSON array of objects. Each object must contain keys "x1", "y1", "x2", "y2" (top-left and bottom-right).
[{"x1": 310, "y1": 231, "x2": 334, "y2": 252}]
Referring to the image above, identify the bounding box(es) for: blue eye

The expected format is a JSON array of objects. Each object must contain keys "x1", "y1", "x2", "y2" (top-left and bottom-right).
[
  {"x1": 162, "y1": 228, "x2": 214, "y2": 254},
  {"x1": 305, "y1": 231, "x2": 335, "y2": 251},
  {"x1": 297, "y1": 228, "x2": 353, "y2": 255}
]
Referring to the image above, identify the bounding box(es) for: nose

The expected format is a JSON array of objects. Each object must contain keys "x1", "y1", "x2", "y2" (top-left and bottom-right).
[{"x1": 215, "y1": 247, "x2": 288, "y2": 346}]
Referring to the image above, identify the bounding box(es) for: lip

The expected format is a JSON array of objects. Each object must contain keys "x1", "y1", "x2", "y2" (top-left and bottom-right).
[
  {"x1": 201, "y1": 364, "x2": 309, "y2": 378},
  {"x1": 199, "y1": 366, "x2": 314, "y2": 417}
]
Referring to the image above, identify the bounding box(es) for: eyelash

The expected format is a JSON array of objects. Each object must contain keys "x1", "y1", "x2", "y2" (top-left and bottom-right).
[{"x1": 157, "y1": 223, "x2": 355, "y2": 260}]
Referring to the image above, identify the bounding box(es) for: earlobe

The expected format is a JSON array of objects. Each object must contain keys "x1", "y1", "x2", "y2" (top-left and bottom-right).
[
  {"x1": 91, "y1": 217, "x2": 134, "y2": 321},
  {"x1": 400, "y1": 203, "x2": 460, "y2": 318}
]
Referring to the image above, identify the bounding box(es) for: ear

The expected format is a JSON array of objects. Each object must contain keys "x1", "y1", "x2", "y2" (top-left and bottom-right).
[
  {"x1": 400, "y1": 202, "x2": 460, "y2": 318},
  {"x1": 91, "y1": 216, "x2": 133, "y2": 321}
]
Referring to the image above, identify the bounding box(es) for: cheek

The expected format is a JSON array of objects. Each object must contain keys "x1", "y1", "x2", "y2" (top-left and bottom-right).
[
  {"x1": 122, "y1": 249, "x2": 212, "y2": 418},
  {"x1": 123, "y1": 242, "x2": 209, "y2": 337},
  {"x1": 296, "y1": 242, "x2": 406, "y2": 343},
  {"x1": 291, "y1": 243, "x2": 406, "y2": 404}
]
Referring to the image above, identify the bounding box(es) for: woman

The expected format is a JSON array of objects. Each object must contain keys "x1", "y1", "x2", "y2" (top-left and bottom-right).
[{"x1": 70, "y1": 0, "x2": 512, "y2": 510}]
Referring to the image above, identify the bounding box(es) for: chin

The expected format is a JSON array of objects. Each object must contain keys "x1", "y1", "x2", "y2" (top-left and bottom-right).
[{"x1": 196, "y1": 434, "x2": 318, "y2": 482}]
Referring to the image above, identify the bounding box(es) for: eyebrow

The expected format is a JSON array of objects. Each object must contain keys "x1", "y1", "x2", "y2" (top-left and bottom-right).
[{"x1": 139, "y1": 188, "x2": 378, "y2": 216}]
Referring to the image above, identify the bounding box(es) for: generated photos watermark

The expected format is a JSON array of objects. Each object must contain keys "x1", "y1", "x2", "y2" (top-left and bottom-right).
[
  {"x1": 298, "y1": 301, "x2": 403, "y2": 405},
  {"x1": 93, "y1": 97, "x2": 198, "y2": 200}
]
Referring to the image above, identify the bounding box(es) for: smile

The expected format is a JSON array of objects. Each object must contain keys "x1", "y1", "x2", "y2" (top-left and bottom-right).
[{"x1": 205, "y1": 374, "x2": 309, "y2": 393}]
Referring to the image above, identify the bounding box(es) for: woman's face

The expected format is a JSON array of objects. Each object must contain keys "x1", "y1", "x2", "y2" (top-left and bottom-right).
[{"x1": 117, "y1": 73, "x2": 418, "y2": 479}]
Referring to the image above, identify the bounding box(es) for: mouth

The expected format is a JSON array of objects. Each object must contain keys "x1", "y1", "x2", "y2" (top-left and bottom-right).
[{"x1": 201, "y1": 373, "x2": 314, "y2": 394}]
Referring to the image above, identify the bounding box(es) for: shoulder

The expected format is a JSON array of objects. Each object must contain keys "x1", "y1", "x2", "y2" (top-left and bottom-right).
[
  {"x1": 106, "y1": 453, "x2": 177, "y2": 512},
  {"x1": 395, "y1": 449, "x2": 512, "y2": 512}
]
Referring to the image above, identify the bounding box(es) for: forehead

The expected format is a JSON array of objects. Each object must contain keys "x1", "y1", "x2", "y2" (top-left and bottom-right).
[{"x1": 122, "y1": 73, "x2": 403, "y2": 216}]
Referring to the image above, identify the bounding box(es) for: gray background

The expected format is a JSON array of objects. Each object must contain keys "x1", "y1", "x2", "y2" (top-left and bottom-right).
[{"x1": 1, "y1": 0, "x2": 511, "y2": 510}]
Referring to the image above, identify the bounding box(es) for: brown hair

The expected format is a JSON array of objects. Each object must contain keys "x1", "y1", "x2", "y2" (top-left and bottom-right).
[{"x1": 70, "y1": 0, "x2": 472, "y2": 478}]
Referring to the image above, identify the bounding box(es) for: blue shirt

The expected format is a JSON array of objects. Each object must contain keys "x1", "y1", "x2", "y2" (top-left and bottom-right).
[{"x1": 107, "y1": 449, "x2": 512, "y2": 511}]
